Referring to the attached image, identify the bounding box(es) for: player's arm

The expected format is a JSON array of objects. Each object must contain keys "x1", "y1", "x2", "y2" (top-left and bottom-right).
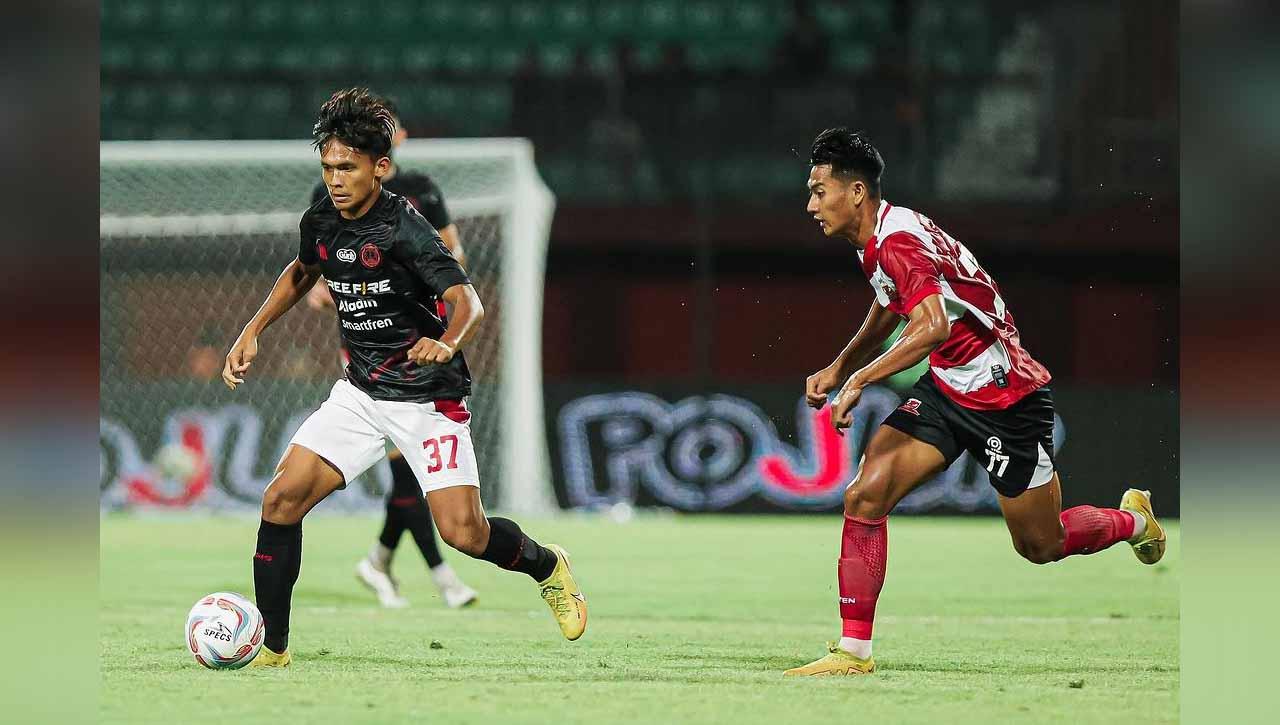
[
  {"x1": 222, "y1": 258, "x2": 323, "y2": 390},
  {"x1": 805, "y1": 301, "x2": 900, "y2": 408},
  {"x1": 829, "y1": 295, "x2": 949, "y2": 433},
  {"x1": 305, "y1": 274, "x2": 336, "y2": 310},
  {"x1": 406, "y1": 283, "x2": 484, "y2": 365},
  {"x1": 437, "y1": 224, "x2": 467, "y2": 269}
]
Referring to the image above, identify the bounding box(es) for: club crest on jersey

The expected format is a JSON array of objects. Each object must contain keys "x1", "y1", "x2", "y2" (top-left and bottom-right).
[
  {"x1": 360, "y1": 243, "x2": 382, "y2": 269},
  {"x1": 898, "y1": 398, "x2": 923, "y2": 416},
  {"x1": 336, "y1": 248, "x2": 357, "y2": 263},
  {"x1": 868, "y1": 268, "x2": 897, "y2": 305}
]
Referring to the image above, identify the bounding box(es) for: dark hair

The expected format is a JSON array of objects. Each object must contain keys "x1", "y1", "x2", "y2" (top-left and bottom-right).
[
  {"x1": 809, "y1": 127, "x2": 885, "y2": 195},
  {"x1": 312, "y1": 87, "x2": 395, "y2": 160}
]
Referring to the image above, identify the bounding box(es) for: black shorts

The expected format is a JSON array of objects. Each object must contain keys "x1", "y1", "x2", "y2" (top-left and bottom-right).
[{"x1": 882, "y1": 375, "x2": 1056, "y2": 498}]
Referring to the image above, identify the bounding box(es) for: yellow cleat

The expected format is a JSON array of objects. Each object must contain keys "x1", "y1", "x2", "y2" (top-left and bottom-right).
[
  {"x1": 538, "y1": 545, "x2": 587, "y2": 641},
  {"x1": 784, "y1": 643, "x2": 876, "y2": 677},
  {"x1": 248, "y1": 646, "x2": 291, "y2": 668},
  {"x1": 1120, "y1": 488, "x2": 1166, "y2": 565}
]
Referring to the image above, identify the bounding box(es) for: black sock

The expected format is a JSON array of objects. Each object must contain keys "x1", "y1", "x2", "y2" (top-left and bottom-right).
[
  {"x1": 377, "y1": 458, "x2": 413, "y2": 551},
  {"x1": 476, "y1": 517, "x2": 558, "y2": 582},
  {"x1": 387, "y1": 455, "x2": 445, "y2": 568},
  {"x1": 253, "y1": 520, "x2": 302, "y2": 654}
]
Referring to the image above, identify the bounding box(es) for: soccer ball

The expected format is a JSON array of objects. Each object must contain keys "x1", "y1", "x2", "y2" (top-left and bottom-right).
[{"x1": 185, "y1": 592, "x2": 264, "y2": 669}]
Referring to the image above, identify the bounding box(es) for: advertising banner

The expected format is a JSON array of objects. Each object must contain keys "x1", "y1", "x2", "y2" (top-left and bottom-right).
[{"x1": 547, "y1": 383, "x2": 1178, "y2": 515}]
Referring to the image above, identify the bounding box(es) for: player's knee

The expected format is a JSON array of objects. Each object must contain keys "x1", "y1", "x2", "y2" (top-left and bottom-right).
[
  {"x1": 1015, "y1": 537, "x2": 1062, "y2": 565},
  {"x1": 261, "y1": 483, "x2": 306, "y2": 525},
  {"x1": 436, "y1": 513, "x2": 488, "y2": 556},
  {"x1": 844, "y1": 467, "x2": 893, "y2": 520}
]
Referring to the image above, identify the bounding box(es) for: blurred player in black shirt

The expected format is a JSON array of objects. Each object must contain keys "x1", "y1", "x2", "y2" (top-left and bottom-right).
[
  {"x1": 223, "y1": 88, "x2": 586, "y2": 667},
  {"x1": 305, "y1": 96, "x2": 475, "y2": 611}
]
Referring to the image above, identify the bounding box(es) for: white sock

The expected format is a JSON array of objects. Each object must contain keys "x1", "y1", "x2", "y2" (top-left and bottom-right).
[
  {"x1": 838, "y1": 637, "x2": 872, "y2": 659},
  {"x1": 1126, "y1": 510, "x2": 1147, "y2": 543},
  {"x1": 431, "y1": 563, "x2": 456, "y2": 585},
  {"x1": 369, "y1": 543, "x2": 394, "y2": 572}
]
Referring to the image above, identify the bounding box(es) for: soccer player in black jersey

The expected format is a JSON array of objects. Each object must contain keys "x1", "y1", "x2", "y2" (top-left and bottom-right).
[
  {"x1": 223, "y1": 88, "x2": 586, "y2": 667},
  {"x1": 304, "y1": 95, "x2": 476, "y2": 611}
]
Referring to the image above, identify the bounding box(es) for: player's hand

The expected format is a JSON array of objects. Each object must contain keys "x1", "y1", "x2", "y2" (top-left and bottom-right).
[
  {"x1": 829, "y1": 380, "x2": 864, "y2": 436},
  {"x1": 805, "y1": 365, "x2": 843, "y2": 409},
  {"x1": 407, "y1": 337, "x2": 455, "y2": 366},
  {"x1": 222, "y1": 335, "x2": 259, "y2": 390}
]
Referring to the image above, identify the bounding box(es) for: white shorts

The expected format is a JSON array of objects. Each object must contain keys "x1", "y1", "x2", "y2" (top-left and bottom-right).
[{"x1": 290, "y1": 379, "x2": 480, "y2": 494}]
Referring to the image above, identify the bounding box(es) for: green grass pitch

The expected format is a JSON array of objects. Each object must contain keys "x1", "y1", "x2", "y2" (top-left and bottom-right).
[{"x1": 101, "y1": 513, "x2": 1177, "y2": 724}]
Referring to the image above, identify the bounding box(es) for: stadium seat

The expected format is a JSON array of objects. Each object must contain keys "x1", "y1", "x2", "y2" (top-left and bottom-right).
[
  {"x1": 687, "y1": 42, "x2": 732, "y2": 73},
  {"x1": 421, "y1": 0, "x2": 462, "y2": 29},
  {"x1": 139, "y1": 44, "x2": 179, "y2": 75},
  {"x1": 594, "y1": 1, "x2": 640, "y2": 39},
  {"x1": 488, "y1": 45, "x2": 527, "y2": 77},
  {"x1": 287, "y1": 3, "x2": 327, "y2": 34},
  {"x1": 100, "y1": 42, "x2": 135, "y2": 74},
  {"x1": 584, "y1": 45, "x2": 619, "y2": 76},
  {"x1": 118, "y1": 0, "x2": 155, "y2": 30},
  {"x1": 813, "y1": 1, "x2": 853, "y2": 33},
  {"x1": 401, "y1": 46, "x2": 445, "y2": 74},
  {"x1": 122, "y1": 84, "x2": 158, "y2": 117},
  {"x1": 833, "y1": 43, "x2": 875, "y2": 74},
  {"x1": 508, "y1": 2, "x2": 553, "y2": 40},
  {"x1": 182, "y1": 46, "x2": 221, "y2": 75},
  {"x1": 246, "y1": 1, "x2": 287, "y2": 33},
  {"x1": 157, "y1": 0, "x2": 199, "y2": 32},
  {"x1": 100, "y1": 83, "x2": 119, "y2": 116},
  {"x1": 681, "y1": 1, "x2": 729, "y2": 40},
  {"x1": 626, "y1": 42, "x2": 665, "y2": 73},
  {"x1": 200, "y1": 3, "x2": 238, "y2": 33},
  {"x1": 442, "y1": 45, "x2": 488, "y2": 75},
  {"x1": 537, "y1": 43, "x2": 576, "y2": 77},
  {"x1": 458, "y1": 1, "x2": 504, "y2": 35},
  {"x1": 551, "y1": 2, "x2": 594, "y2": 42},
  {"x1": 164, "y1": 83, "x2": 199, "y2": 121},
  {"x1": 727, "y1": 1, "x2": 778, "y2": 38},
  {"x1": 466, "y1": 85, "x2": 513, "y2": 133},
  {"x1": 638, "y1": 0, "x2": 681, "y2": 41},
  {"x1": 225, "y1": 44, "x2": 268, "y2": 75},
  {"x1": 351, "y1": 47, "x2": 398, "y2": 76},
  {"x1": 850, "y1": 0, "x2": 893, "y2": 38}
]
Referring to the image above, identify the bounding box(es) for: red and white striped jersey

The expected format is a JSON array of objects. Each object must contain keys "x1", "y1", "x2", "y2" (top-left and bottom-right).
[{"x1": 858, "y1": 200, "x2": 1051, "y2": 410}]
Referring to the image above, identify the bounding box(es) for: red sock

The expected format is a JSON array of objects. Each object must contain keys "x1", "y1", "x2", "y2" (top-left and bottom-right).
[
  {"x1": 1059, "y1": 506, "x2": 1136, "y2": 559},
  {"x1": 838, "y1": 515, "x2": 887, "y2": 640}
]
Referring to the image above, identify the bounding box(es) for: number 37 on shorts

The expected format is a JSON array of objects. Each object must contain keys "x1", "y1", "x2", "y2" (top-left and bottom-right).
[{"x1": 422, "y1": 435, "x2": 459, "y2": 473}]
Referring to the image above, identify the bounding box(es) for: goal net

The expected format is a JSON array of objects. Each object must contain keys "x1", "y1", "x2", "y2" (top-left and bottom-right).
[{"x1": 100, "y1": 139, "x2": 556, "y2": 515}]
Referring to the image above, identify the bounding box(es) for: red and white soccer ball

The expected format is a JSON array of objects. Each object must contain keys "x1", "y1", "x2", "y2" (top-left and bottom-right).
[{"x1": 185, "y1": 592, "x2": 264, "y2": 670}]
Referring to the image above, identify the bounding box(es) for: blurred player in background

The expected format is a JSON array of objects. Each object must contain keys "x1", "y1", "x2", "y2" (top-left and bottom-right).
[
  {"x1": 224, "y1": 88, "x2": 586, "y2": 667},
  {"x1": 305, "y1": 94, "x2": 475, "y2": 610},
  {"x1": 785, "y1": 128, "x2": 1166, "y2": 676}
]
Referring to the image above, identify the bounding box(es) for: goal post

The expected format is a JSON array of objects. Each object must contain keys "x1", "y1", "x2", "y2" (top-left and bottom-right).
[{"x1": 100, "y1": 139, "x2": 557, "y2": 515}]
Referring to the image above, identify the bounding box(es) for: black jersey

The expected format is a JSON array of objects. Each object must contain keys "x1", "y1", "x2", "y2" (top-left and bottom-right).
[
  {"x1": 298, "y1": 189, "x2": 471, "y2": 402},
  {"x1": 312, "y1": 168, "x2": 452, "y2": 230}
]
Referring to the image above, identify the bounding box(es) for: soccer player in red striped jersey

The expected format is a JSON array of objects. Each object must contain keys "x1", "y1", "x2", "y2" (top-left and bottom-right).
[{"x1": 784, "y1": 128, "x2": 1167, "y2": 676}]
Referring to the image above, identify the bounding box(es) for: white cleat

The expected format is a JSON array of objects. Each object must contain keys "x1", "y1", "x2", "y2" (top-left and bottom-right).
[
  {"x1": 356, "y1": 558, "x2": 409, "y2": 608},
  {"x1": 431, "y1": 564, "x2": 478, "y2": 609}
]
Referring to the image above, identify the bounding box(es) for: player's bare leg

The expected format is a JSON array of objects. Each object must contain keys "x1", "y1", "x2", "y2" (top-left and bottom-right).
[
  {"x1": 426, "y1": 485, "x2": 586, "y2": 640},
  {"x1": 785, "y1": 425, "x2": 948, "y2": 676},
  {"x1": 251, "y1": 444, "x2": 347, "y2": 667},
  {"x1": 357, "y1": 447, "x2": 477, "y2": 609},
  {"x1": 998, "y1": 473, "x2": 1162, "y2": 564}
]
